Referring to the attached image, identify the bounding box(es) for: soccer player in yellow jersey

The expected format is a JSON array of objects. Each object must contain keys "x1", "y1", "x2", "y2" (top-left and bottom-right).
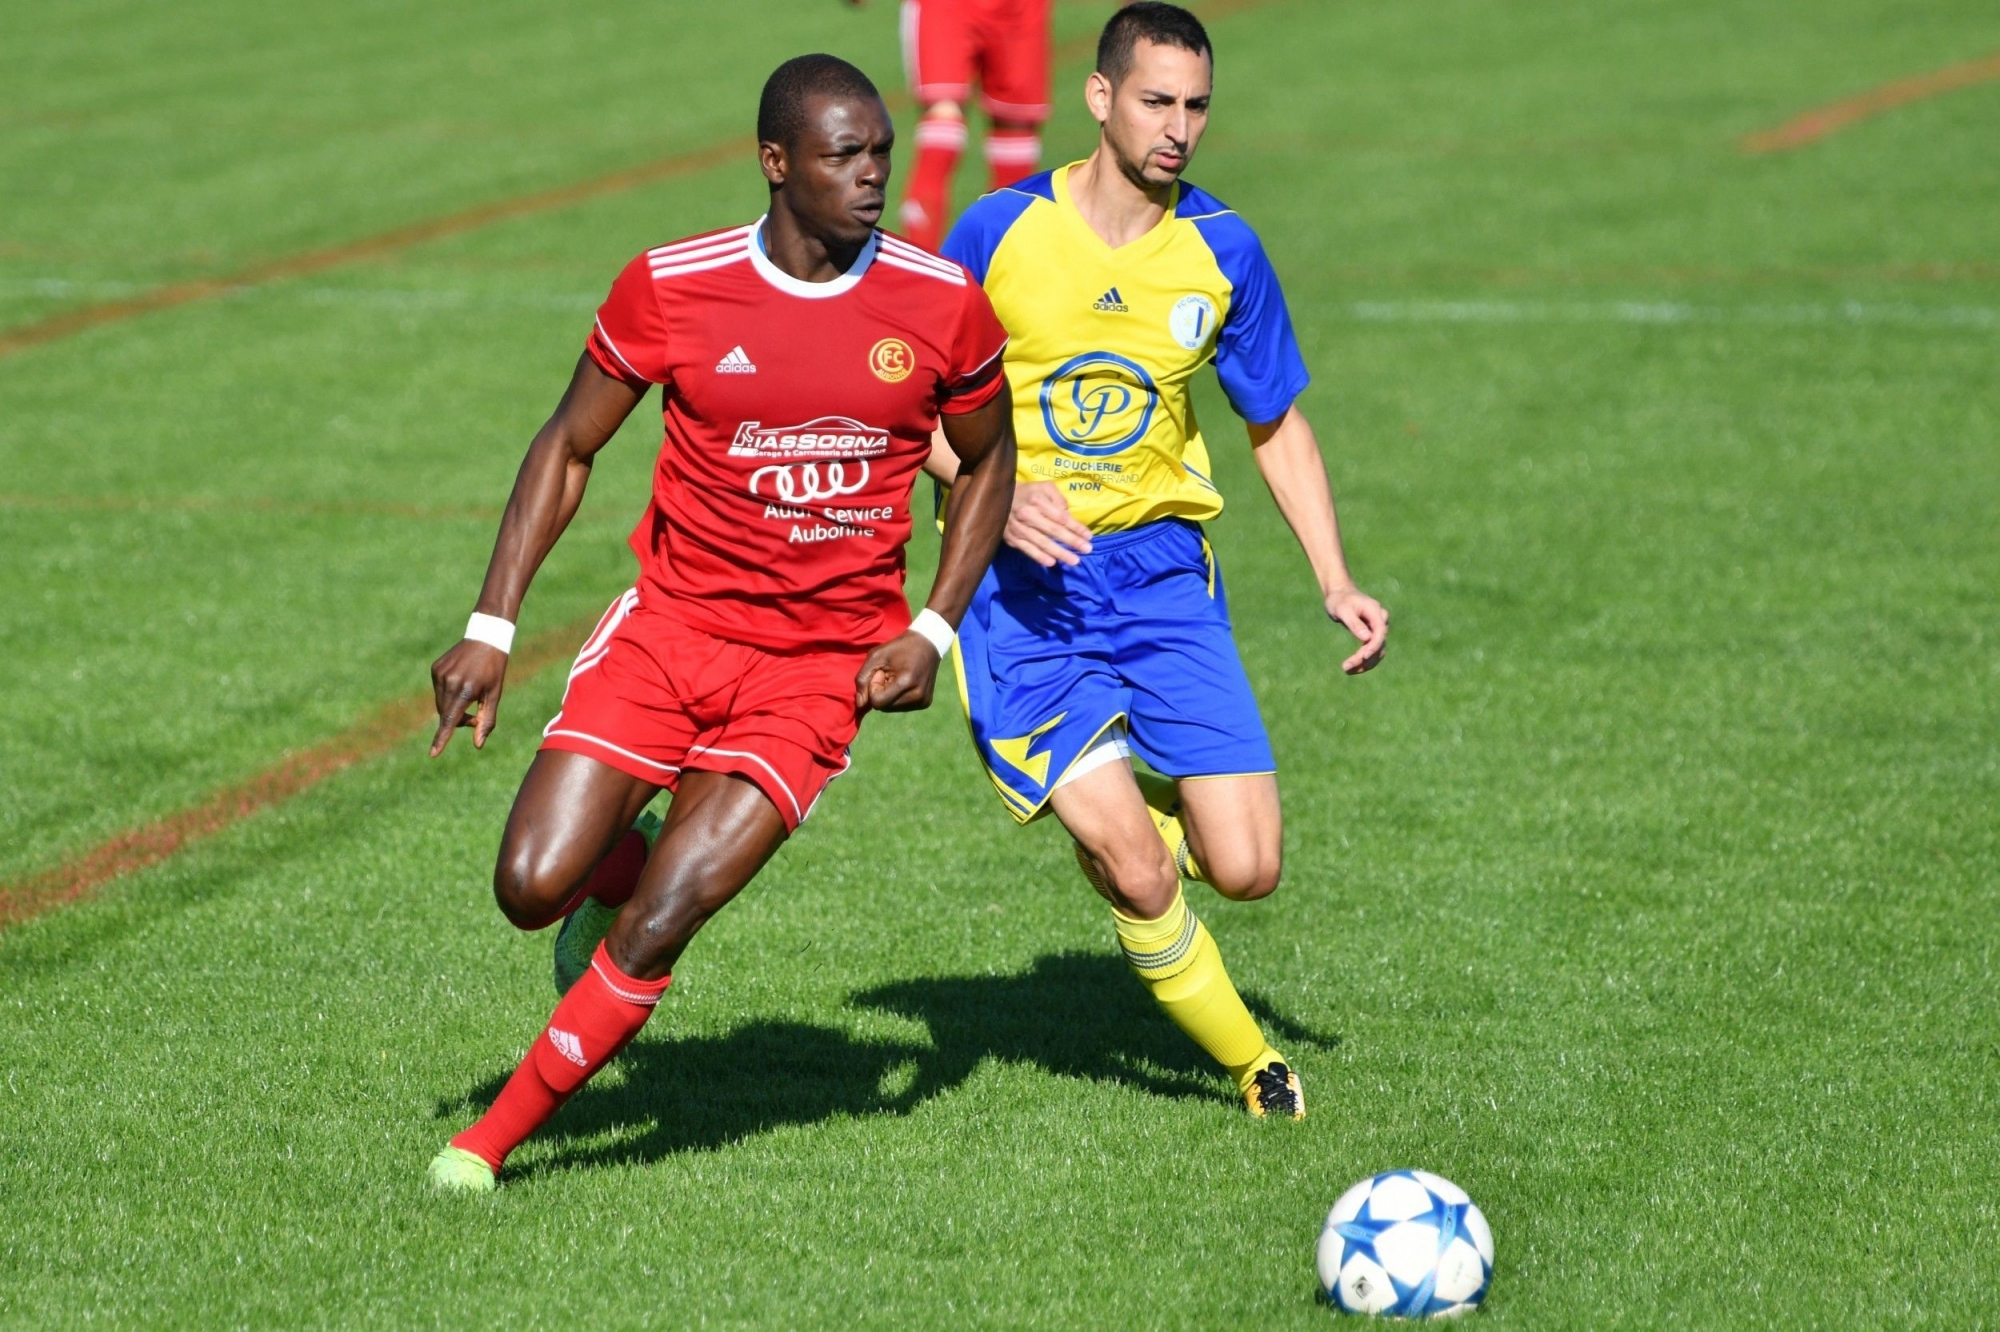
[{"x1": 923, "y1": 3, "x2": 1388, "y2": 1119}]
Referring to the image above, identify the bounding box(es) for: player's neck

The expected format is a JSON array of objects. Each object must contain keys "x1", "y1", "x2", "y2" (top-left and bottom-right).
[
  {"x1": 760, "y1": 205, "x2": 872, "y2": 284},
  {"x1": 1068, "y1": 148, "x2": 1175, "y2": 249}
]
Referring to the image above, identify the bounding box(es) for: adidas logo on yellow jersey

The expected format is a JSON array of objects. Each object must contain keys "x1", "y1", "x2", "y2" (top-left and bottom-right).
[{"x1": 1091, "y1": 286, "x2": 1130, "y2": 313}]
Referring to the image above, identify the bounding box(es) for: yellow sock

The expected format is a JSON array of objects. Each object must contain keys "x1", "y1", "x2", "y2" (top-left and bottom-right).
[
  {"x1": 1112, "y1": 889, "x2": 1281, "y2": 1091},
  {"x1": 1133, "y1": 769, "x2": 1204, "y2": 883}
]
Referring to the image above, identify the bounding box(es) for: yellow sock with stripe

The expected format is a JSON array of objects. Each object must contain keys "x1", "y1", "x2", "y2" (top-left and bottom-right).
[
  {"x1": 1112, "y1": 888, "x2": 1281, "y2": 1092},
  {"x1": 1133, "y1": 769, "x2": 1204, "y2": 883}
]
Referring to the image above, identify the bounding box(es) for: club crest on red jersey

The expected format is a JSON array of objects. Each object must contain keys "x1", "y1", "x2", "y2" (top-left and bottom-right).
[
  {"x1": 869, "y1": 338, "x2": 915, "y2": 383},
  {"x1": 728, "y1": 416, "x2": 891, "y2": 460}
]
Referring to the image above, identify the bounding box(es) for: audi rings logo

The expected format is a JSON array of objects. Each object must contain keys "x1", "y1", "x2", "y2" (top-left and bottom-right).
[{"x1": 749, "y1": 460, "x2": 872, "y2": 505}]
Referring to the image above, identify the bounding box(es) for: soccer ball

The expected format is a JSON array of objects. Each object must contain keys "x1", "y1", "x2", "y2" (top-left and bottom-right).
[{"x1": 1316, "y1": 1170, "x2": 1493, "y2": 1318}]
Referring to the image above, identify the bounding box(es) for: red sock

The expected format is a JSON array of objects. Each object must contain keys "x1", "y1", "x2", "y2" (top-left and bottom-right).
[
  {"x1": 561, "y1": 828, "x2": 648, "y2": 916},
  {"x1": 450, "y1": 941, "x2": 669, "y2": 1170},
  {"x1": 900, "y1": 112, "x2": 966, "y2": 251},
  {"x1": 984, "y1": 128, "x2": 1042, "y2": 190}
]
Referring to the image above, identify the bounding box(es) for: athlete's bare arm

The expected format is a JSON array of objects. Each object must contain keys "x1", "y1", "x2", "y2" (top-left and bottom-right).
[
  {"x1": 856, "y1": 388, "x2": 1016, "y2": 711},
  {"x1": 429, "y1": 356, "x2": 647, "y2": 755},
  {"x1": 1249, "y1": 405, "x2": 1387, "y2": 674}
]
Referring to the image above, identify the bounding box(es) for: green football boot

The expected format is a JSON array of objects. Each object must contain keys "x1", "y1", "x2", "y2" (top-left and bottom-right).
[
  {"x1": 553, "y1": 809, "x2": 663, "y2": 995},
  {"x1": 427, "y1": 1144, "x2": 497, "y2": 1194}
]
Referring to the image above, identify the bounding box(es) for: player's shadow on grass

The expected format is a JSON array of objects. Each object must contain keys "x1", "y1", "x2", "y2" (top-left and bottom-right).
[
  {"x1": 853, "y1": 951, "x2": 1336, "y2": 1110},
  {"x1": 438, "y1": 952, "x2": 1334, "y2": 1177},
  {"x1": 436, "y1": 1019, "x2": 933, "y2": 1176}
]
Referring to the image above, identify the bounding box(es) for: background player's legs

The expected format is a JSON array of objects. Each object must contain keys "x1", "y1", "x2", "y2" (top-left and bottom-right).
[
  {"x1": 903, "y1": 104, "x2": 968, "y2": 250},
  {"x1": 899, "y1": 0, "x2": 973, "y2": 250},
  {"x1": 1051, "y1": 761, "x2": 1291, "y2": 1110},
  {"x1": 438, "y1": 771, "x2": 789, "y2": 1183},
  {"x1": 492, "y1": 750, "x2": 661, "y2": 930},
  {"x1": 1174, "y1": 773, "x2": 1283, "y2": 902},
  {"x1": 983, "y1": 117, "x2": 1041, "y2": 190},
  {"x1": 974, "y1": 0, "x2": 1048, "y2": 189}
]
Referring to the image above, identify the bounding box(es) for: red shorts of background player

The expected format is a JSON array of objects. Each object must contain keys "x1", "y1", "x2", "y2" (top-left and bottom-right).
[
  {"x1": 538, "y1": 590, "x2": 868, "y2": 832},
  {"x1": 901, "y1": 0, "x2": 1051, "y2": 124}
]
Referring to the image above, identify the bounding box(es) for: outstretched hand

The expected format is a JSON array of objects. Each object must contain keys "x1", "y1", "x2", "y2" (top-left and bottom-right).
[
  {"x1": 1006, "y1": 481, "x2": 1093, "y2": 568},
  {"x1": 429, "y1": 640, "x2": 509, "y2": 755},
  {"x1": 1326, "y1": 586, "x2": 1389, "y2": 674},
  {"x1": 854, "y1": 632, "x2": 941, "y2": 714}
]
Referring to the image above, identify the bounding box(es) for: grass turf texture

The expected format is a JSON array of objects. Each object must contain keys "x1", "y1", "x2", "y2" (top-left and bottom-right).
[{"x1": 2, "y1": 0, "x2": 1997, "y2": 1324}]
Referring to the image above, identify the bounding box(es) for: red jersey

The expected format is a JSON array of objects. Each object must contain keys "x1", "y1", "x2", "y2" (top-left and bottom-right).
[{"x1": 584, "y1": 221, "x2": 1009, "y2": 652}]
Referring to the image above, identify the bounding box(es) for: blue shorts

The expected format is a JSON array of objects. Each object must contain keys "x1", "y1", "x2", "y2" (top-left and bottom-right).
[{"x1": 953, "y1": 518, "x2": 1276, "y2": 822}]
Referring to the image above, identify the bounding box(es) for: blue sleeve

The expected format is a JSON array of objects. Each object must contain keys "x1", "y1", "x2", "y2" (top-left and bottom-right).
[
  {"x1": 1191, "y1": 213, "x2": 1311, "y2": 425},
  {"x1": 940, "y1": 174, "x2": 1051, "y2": 284}
]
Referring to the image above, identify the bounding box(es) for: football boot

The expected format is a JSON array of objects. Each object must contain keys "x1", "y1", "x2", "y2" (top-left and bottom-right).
[
  {"x1": 1246, "y1": 1059, "x2": 1305, "y2": 1121},
  {"x1": 427, "y1": 1144, "x2": 497, "y2": 1194}
]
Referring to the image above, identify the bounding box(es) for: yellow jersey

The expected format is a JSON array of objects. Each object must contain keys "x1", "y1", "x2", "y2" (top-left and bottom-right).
[{"x1": 941, "y1": 163, "x2": 1310, "y2": 534}]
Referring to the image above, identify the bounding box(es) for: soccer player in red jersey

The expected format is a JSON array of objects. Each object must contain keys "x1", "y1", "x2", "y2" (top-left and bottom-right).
[
  {"x1": 847, "y1": 0, "x2": 1052, "y2": 250},
  {"x1": 422, "y1": 55, "x2": 1016, "y2": 1193}
]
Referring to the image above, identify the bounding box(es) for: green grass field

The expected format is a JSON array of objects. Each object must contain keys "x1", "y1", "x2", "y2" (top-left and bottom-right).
[{"x1": 3, "y1": 0, "x2": 1997, "y2": 1324}]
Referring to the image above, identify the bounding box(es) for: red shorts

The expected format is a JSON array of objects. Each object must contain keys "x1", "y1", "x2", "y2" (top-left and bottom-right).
[
  {"x1": 539, "y1": 590, "x2": 867, "y2": 831},
  {"x1": 901, "y1": 0, "x2": 1051, "y2": 123}
]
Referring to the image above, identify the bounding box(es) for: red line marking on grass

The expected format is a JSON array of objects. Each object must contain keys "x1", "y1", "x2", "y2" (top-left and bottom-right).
[
  {"x1": 0, "y1": 0, "x2": 1277, "y2": 363},
  {"x1": 0, "y1": 615, "x2": 595, "y2": 931},
  {"x1": 0, "y1": 491, "x2": 502, "y2": 521},
  {"x1": 1742, "y1": 51, "x2": 2000, "y2": 153},
  {"x1": 0, "y1": 134, "x2": 752, "y2": 362}
]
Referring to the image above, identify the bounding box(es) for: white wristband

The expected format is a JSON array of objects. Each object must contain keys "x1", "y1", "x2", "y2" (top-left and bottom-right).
[
  {"x1": 464, "y1": 612, "x2": 516, "y2": 655},
  {"x1": 908, "y1": 608, "x2": 956, "y2": 657}
]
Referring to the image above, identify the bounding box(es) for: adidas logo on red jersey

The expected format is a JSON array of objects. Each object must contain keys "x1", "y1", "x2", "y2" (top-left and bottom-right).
[{"x1": 715, "y1": 345, "x2": 757, "y2": 374}]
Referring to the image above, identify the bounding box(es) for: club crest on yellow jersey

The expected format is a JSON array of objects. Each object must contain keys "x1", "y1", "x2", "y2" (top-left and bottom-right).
[{"x1": 1169, "y1": 295, "x2": 1217, "y2": 350}]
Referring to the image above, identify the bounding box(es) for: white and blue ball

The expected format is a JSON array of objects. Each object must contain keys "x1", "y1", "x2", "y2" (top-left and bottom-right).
[{"x1": 1317, "y1": 1170, "x2": 1493, "y2": 1318}]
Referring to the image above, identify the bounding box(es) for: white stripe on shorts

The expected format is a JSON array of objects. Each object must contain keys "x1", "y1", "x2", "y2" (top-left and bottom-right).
[{"x1": 1053, "y1": 727, "x2": 1135, "y2": 791}]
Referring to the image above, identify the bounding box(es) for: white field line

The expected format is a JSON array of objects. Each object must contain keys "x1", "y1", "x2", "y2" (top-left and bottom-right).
[
  {"x1": 1339, "y1": 299, "x2": 2000, "y2": 329},
  {"x1": 4, "y1": 280, "x2": 1998, "y2": 328}
]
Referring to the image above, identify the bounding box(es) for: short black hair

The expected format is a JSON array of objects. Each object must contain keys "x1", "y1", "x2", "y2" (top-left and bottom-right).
[
  {"x1": 1096, "y1": 3, "x2": 1212, "y2": 87},
  {"x1": 757, "y1": 54, "x2": 883, "y2": 149}
]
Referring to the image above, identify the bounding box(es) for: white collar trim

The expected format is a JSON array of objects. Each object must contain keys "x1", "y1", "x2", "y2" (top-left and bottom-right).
[{"x1": 746, "y1": 217, "x2": 878, "y2": 298}]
